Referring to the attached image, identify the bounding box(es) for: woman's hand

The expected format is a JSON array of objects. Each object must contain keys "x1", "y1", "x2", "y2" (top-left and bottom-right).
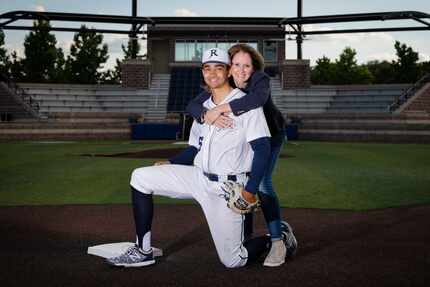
[
  {"x1": 212, "y1": 115, "x2": 233, "y2": 129},
  {"x1": 203, "y1": 109, "x2": 222, "y2": 125},
  {"x1": 204, "y1": 104, "x2": 233, "y2": 129}
]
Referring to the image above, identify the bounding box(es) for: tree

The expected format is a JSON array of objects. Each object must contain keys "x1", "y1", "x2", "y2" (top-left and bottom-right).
[
  {"x1": 311, "y1": 56, "x2": 336, "y2": 84},
  {"x1": 52, "y1": 47, "x2": 66, "y2": 83},
  {"x1": 334, "y1": 47, "x2": 373, "y2": 84},
  {"x1": 392, "y1": 41, "x2": 419, "y2": 83},
  {"x1": 66, "y1": 25, "x2": 109, "y2": 84},
  {"x1": 418, "y1": 61, "x2": 430, "y2": 78},
  {"x1": 312, "y1": 48, "x2": 373, "y2": 85},
  {"x1": 9, "y1": 51, "x2": 25, "y2": 81},
  {"x1": 22, "y1": 20, "x2": 64, "y2": 82},
  {"x1": 99, "y1": 69, "x2": 118, "y2": 84},
  {"x1": 122, "y1": 38, "x2": 141, "y2": 60},
  {"x1": 0, "y1": 30, "x2": 10, "y2": 76},
  {"x1": 107, "y1": 39, "x2": 142, "y2": 84},
  {"x1": 366, "y1": 60, "x2": 395, "y2": 84}
]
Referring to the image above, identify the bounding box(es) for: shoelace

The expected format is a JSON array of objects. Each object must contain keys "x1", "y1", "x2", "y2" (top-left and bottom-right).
[{"x1": 126, "y1": 246, "x2": 138, "y2": 256}]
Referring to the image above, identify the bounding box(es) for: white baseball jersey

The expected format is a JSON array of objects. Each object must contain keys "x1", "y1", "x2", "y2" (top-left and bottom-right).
[
  {"x1": 130, "y1": 87, "x2": 271, "y2": 268},
  {"x1": 190, "y1": 88, "x2": 271, "y2": 175}
]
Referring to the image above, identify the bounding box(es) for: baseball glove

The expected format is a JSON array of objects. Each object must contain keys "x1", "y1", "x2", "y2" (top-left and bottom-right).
[{"x1": 221, "y1": 181, "x2": 260, "y2": 214}]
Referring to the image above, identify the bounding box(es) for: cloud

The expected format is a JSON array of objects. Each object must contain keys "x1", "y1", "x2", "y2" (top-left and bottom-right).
[
  {"x1": 100, "y1": 35, "x2": 148, "y2": 70},
  {"x1": 419, "y1": 53, "x2": 430, "y2": 62},
  {"x1": 289, "y1": 31, "x2": 399, "y2": 65},
  {"x1": 58, "y1": 39, "x2": 74, "y2": 52},
  {"x1": 5, "y1": 44, "x2": 24, "y2": 58},
  {"x1": 175, "y1": 8, "x2": 199, "y2": 17},
  {"x1": 34, "y1": 5, "x2": 46, "y2": 12},
  {"x1": 366, "y1": 52, "x2": 397, "y2": 62},
  {"x1": 311, "y1": 32, "x2": 394, "y2": 44}
]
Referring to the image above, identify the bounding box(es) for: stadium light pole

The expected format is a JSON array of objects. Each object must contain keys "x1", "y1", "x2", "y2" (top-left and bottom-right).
[
  {"x1": 297, "y1": 0, "x2": 303, "y2": 60},
  {"x1": 131, "y1": 0, "x2": 138, "y2": 59}
]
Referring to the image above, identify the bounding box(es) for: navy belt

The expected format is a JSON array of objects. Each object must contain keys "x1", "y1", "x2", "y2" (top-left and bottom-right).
[{"x1": 203, "y1": 172, "x2": 250, "y2": 182}]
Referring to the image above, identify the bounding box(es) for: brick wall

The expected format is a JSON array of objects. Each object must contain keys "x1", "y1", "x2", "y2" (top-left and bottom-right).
[
  {"x1": 121, "y1": 59, "x2": 151, "y2": 88},
  {"x1": 280, "y1": 60, "x2": 311, "y2": 89}
]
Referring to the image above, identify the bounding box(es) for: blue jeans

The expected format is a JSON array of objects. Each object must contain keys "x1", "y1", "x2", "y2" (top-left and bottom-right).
[{"x1": 245, "y1": 130, "x2": 286, "y2": 241}]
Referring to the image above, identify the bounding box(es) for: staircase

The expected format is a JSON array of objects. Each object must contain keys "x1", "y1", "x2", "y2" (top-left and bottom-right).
[
  {"x1": 389, "y1": 73, "x2": 430, "y2": 115},
  {"x1": 145, "y1": 73, "x2": 170, "y2": 121},
  {"x1": 0, "y1": 74, "x2": 41, "y2": 121}
]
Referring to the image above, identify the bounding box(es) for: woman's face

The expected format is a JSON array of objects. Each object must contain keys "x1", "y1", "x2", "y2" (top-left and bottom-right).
[{"x1": 230, "y1": 51, "x2": 254, "y2": 87}]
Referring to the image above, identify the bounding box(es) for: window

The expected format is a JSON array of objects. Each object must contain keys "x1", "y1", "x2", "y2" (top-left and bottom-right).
[
  {"x1": 175, "y1": 41, "x2": 186, "y2": 61},
  {"x1": 263, "y1": 40, "x2": 277, "y2": 62},
  {"x1": 175, "y1": 40, "x2": 258, "y2": 62}
]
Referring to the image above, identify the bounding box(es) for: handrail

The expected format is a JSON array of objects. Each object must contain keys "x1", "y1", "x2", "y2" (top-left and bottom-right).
[
  {"x1": 388, "y1": 72, "x2": 430, "y2": 112},
  {"x1": 0, "y1": 73, "x2": 41, "y2": 118}
]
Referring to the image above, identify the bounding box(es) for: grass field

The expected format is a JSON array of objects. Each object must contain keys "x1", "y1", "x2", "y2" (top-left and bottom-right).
[{"x1": 1, "y1": 140, "x2": 429, "y2": 210}]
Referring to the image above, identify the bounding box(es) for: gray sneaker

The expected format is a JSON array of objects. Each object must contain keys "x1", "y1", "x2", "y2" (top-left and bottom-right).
[
  {"x1": 106, "y1": 245, "x2": 155, "y2": 267},
  {"x1": 263, "y1": 240, "x2": 287, "y2": 267},
  {"x1": 281, "y1": 221, "x2": 298, "y2": 258}
]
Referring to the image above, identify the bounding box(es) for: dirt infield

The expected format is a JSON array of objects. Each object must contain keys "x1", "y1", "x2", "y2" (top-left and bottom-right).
[
  {"x1": 1, "y1": 204, "x2": 430, "y2": 287},
  {"x1": 81, "y1": 148, "x2": 293, "y2": 159}
]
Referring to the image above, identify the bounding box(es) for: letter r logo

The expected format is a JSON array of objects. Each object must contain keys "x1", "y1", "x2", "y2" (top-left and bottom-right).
[{"x1": 210, "y1": 49, "x2": 218, "y2": 57}]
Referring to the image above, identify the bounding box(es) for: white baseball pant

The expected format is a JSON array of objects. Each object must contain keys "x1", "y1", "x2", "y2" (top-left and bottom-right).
[{"x1": 130, "y1": 164, "x2": 249, "y2": 268}]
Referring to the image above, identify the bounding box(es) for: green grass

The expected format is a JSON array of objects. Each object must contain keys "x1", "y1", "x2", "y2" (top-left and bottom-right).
[{"x1": 1, "y1": 140, "x2": 429, "y2": 210}]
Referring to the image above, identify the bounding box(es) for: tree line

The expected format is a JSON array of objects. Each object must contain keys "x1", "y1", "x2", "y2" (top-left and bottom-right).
[
  {"x1": 1, "y1": 20, "x2": 429, "y2": 85},
  {"x1": 311, "y1": 44, "x2": 430, "y2": 85},
  {"x1": 0, "y1": 20, "x2": 139, "y2": 84}
]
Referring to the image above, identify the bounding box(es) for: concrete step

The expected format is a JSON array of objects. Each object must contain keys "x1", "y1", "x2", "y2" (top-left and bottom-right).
[
  {"x1": 300, "y1": 122, "x2": 430, "y2": 130},
  {"x1": 0, "y1": 129, "x2": 131, "y2": 140}
]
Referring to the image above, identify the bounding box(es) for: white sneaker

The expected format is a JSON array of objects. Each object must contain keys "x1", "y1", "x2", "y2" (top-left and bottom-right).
[
  {"x1": 263, "y1": 240, "x2": 287, "y2": 267},
  {"x1": 106, "y1": 245, "x2": 155, "y2": 268}
]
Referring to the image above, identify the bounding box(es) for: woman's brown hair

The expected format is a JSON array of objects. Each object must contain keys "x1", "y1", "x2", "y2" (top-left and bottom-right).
[{"x1": 228, "y1": 43, "x2": 265, "y2": 71}]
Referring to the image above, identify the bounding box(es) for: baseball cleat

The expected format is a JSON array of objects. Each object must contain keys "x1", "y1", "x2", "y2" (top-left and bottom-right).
[
  {"x1": 263, "y1": 240, "x2": 287, "y2": 267},
  {"x1": 281, "y1": 221, "x2": 298, "y2": 258},
  {"x1": 106, "y1": 245, "x2": 155, "y2": 268}
]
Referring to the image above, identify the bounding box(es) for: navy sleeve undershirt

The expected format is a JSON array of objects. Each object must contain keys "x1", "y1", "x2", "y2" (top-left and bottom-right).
[
  {"x1": 168, "y1": 146, "x2": 199, "y2": 165},
  {"x1": 245, "y1": 137, "x2": 271, "y2": 194},
  {"x1": 185, "y1": 90, "x2": 211, "y2": 124}
]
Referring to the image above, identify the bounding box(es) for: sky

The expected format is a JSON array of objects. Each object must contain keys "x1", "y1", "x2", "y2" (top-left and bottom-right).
[{"x1": 1, "y1": 0, "x2": 429, "y2": 70}]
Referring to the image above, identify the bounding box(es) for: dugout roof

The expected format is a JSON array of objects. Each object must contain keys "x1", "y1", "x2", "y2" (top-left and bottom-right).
[{"x1": 1, "y1": 10, "x2": 430, "y2": 36}]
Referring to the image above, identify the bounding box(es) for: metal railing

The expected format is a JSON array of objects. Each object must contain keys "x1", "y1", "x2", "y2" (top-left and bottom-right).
[
  {"x1": 388, "y1": 72, "x2": 430, "y2": 113},
  {"x1": 0, "y1": 73, "x2": 41, "y2": 118}
]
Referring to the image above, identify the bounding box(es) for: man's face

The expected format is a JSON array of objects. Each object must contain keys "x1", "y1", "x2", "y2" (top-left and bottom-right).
[{"x1": 202, "y1": 63, "x2": 229, "y2": 89}]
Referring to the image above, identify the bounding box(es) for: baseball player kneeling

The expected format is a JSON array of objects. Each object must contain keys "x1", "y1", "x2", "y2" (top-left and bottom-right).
[{"x1": 106, "y1": 48, "x2": 290, "y2": 268}]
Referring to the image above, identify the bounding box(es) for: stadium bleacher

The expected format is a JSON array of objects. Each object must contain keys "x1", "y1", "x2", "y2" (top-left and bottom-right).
[{"x1": 1, "y1": 73, "x2": 430, "y2": 142}]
